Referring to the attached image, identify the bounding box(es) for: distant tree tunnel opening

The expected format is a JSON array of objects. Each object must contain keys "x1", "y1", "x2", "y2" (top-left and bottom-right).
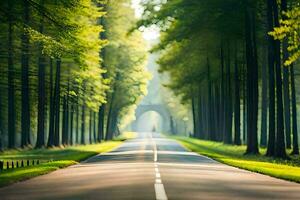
[{"x1": 136, "y1": 111, "x2": 163, "y2": 132}]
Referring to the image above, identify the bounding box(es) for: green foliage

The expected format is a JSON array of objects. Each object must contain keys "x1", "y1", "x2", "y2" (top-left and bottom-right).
[
  {"x1": 137, "y1": 0, "x2": 246, "y2": 103},
  {"x1": 104, "y1": 0, "x2": 151, "y2": 131},
  {"x1": 270, "y1": 4, "x2": 300, "y2": 66},
  {"x1": 0, "y1": 0, "x2": 150, "y2": 148}
]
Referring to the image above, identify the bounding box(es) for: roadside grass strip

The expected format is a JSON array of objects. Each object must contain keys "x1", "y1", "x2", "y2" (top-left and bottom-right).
[
  {"x1": 171, "y1": 136, "x2": 300, "y2": 183},
  {"x1": 0, "y1": 140, "x2": 124, "y2": 187}
]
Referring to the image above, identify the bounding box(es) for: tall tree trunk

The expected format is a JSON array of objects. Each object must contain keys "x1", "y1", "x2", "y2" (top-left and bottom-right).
[
  {"x1": 47, "y1": 58, "x2": 55, "y2": 147},
  {"x1": 21, "y1": 0, "x2": 31, "y2": 147},
  {"x1": 105, "y1": 100, "x2": 114, "y2": 141},
  {"x1": 219, "y1": 45, "x2": 225, "y2": 142},
  {"x1": 290, "y1": 64, "x2": 299, "y2": 155},
  {"x1": 62, "y1": 95, "x2": 68, "y2": 145},
  {"x1": 70, "y1": 103, "x2": 74, "y2": 145},
  {"x1": 242, "y1": 62, "x2": 247, "y2": 144},
  {"x1": 219, "y1": 43, "x2": 225, "y2": 141},
  {"x1": 36, "y1": 54, "x2": 46, "y2": 148},
  {"x1": 207, "y1": 57, "x2": 214, "y2": 140},
  {"x1": 54, "y1": 59, "x2": 61, "y2": 146},
  {"x1": 106, "y1": 74, "x2": 119, "y2": 141},
  {"x1": 76, "y1": 96, "x2": 80, "y2": 144},
  {"x1": 191, "y1": 92, "x2": 198, "y2": 138},
  {"x1": 0, "y1": 78, "x2": 3, "y2": 151},
  {"x1": 282, "y1": 62, "x2": 291, "y2": 149},
  {"x1": 36, "y1": 1, "x2": 46, "y2": 148},
  {"x1": 98, "y1": 5, "x2": 107, "y2": 142},
  {"x1": 215, "y1": 83, "x2": 222, "y2": 141},
  {"x1": 89, "y1": 109, "x2": 92, "y2": 144},
  {"x1": 260, "y1": 46, "x2": 268, "y2": 147},
  {"x1": 273, "y1": 0, "x2": 286, "y2": 158},
  {"x1": 81, "y1": 104, "x2": 86, "y2": 145},
  {"x1": 93, "y1": 111, "x2": 96, "y2": 142},
  {"x1": 224, "y1": 46, "x2": 233, "y2": 144},
  {"x1": 62, "y1": 77, "x2": 70, "y2": 146},
  {"x1": 197, "y1": 87, "x2": 203, "y2": 139},
  {"x1": 245, "y1": 6, "x2": 259, "y2": 155},
  {"x1": 7, "y1": 1, "x2": 16, "y2": 148},
  {"x1": 234, "y1": 47, "x2": 241, "y2": 145},
  {"x1": 110, "y1": 111, "x2": 118, "y2": 138},
  {"x1": 266, "y1": 0, "x2": 276, "y2": 156},
  {"x1": 97, "y1": 105, "x2": 105, "y2": 142},
  {"x1": 281, "y1": 0, "x2": 291, "y2": 149}
]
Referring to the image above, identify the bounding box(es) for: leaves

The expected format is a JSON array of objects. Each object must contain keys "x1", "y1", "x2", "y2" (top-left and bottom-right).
[{"x1": 270, "y1": 5, "x2": 300, "y2": 66}]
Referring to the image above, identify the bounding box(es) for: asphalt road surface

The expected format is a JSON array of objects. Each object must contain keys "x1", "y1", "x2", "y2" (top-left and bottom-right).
[{"x1": 1, "y1": 132, "x2": 300, "y2": 200}]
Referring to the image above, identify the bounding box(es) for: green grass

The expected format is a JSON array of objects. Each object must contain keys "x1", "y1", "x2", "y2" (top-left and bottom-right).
[
  {"x1": 171, "y1": 136, "x2": 300, "y2": 183},
  {"x1": 0, "y1": 138, "x2": 126, "y2": 187}
]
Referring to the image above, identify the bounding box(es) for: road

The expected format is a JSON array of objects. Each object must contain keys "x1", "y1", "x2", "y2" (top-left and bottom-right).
[{"x1": 1, "y1": 132, "x2": 300, "y2": 200}]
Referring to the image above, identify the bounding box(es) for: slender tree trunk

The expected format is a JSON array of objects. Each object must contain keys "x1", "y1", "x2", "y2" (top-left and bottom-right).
[
  {"x1": 242, "y1": 63, "x2": 247, "y2": 144},
  {"x1": 215, "y1": 83, "x2": 222, "y2": 141},
  {"x1": 98, "y1": 6, "x2": 107, "y2": 142},
  {"x1": 266, "y1": 0, "x2": 276, "y2": 156},
  {"x1": 54, "y1": 59, "x2": 61, "y2": 146},
  {"x1": 36, "y1": 54, "x2": 46, "y2": 148},
  {"x1": 0, "y1": 79, "x2": 3, "y2": 151},
  {"x1": 202, "y1": 94, "x2": 209, "y2": 139},
  {"x1": 260, "y1": 49, "x2": 268, "y2": 147},
  {"x1": 21, "y1": 0, "x2": 31, "y2": 147},
  {"x1": 110, "y1": 111, "x2": 118, "y2": 137},
  {"x1": 191, "y1": 92, "x2": 198, "y2": 138},
  {"x1": 220, "y1": 44, "x2": 226, "y2": 142},
  {"x1": 93, "y1": 112, "x2": 96, "y2": 142},
  {"x1": 89, "y1": 109, "x2": 92, "y2": 144},
  {"x1": 290, "y1": 64, "x2": 299, "y2": 155},
  {"x1": 282, "y1": 64, "x2": 291, "y2": 148},
  {"x1": 76, "y1": 96, "x2": 80, "y2": 144},
  {"x1": 234, "y1": 46, "x2": 241, "y2": 145},
  {"x1": 36, "y1": 1, "x2": 46, "y2": 148},
  {"x1": 7, "y1": 1, "x2": 16, "y2": 148},
  {"x1": 281, "y1": 0, "x2": 291, "y2": 149},
  {"x1": 260, "y1": 46, "x2": 268, "y2": 147},
  {"x1": 245, "y1": 6, "x2": 259, "y2": 155},
  {"x1": 62, "y1": 95, "x2": 68, "y2": 145},
  {"x1": 226, "y1": 46, "x2": 233, "y2": 144},
  {"x1": 97, "y1": 105, "x2": 105, "y2": 142},
  {"x1": 70, "y1": 103, "x2": 74, "y2": 145},
  {"x1": 273, "y1": 0, "x2": 286, "y2": 158},
  {"x1": 105, "y1": 100, "x2": 114, "y2": 141},
  {"x1": 106, "y1": 74, "x2": 119, "y2": 141},
  {"x1": 81, "y1": 104, "x2": 86, "y2": 145},
  {"x1": 197, "y1": 87, "x2": 203, "y2": 139},
  {"x1": 219, "y1": 45, "x2": 225, "y2": 142},
  {"x1": 207, "y1": 57, "x2": 214, "y2": 140},
  {"x1": 62, "y1": 77, "x2": 70, "y2": 146},
  {"x1": 47, "y1": 58, "x2": 55, "y2": 147}
]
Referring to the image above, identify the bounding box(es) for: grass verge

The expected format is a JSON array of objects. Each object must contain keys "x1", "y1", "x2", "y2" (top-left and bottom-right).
[
  {"x1": 171, "y1": 136, "x2": 300, "y2": 183},
  {"x1": 0, "y1": 135, "x2": 130, "y2": 187}
]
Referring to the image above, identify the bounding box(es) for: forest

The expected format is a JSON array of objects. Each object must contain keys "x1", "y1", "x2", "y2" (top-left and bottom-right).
[
  {"x1": 0, "y1": 0, "x2": 150, "y2": 150},
  {"x1": 1, "y1": 0, "x2": 300, "y2": 198},
  {"x1": 0, "y1": 0, "x2": 300, "y2": 160},
  {"x1": 137, "y1": 0, "x2": 300, "y2": 158}
]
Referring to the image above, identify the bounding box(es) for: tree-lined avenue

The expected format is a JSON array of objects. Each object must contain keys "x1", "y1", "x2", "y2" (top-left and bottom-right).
[{"x1": 1, "y1": 132, "x2": 300, "y2": 200}]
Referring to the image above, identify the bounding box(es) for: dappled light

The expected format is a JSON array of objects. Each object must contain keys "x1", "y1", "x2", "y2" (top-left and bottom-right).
[{"x1": 0, "y1": 0, "x2": 300, "y2": 199}]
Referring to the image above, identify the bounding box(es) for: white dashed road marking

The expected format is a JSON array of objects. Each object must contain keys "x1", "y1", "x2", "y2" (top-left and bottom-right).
[
  {"x1": 155, "y1": 183, "x2": 168, "y2": 200},
  {"x1": 150, "y1": 133, "x2": 168, "y2": 200}
]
